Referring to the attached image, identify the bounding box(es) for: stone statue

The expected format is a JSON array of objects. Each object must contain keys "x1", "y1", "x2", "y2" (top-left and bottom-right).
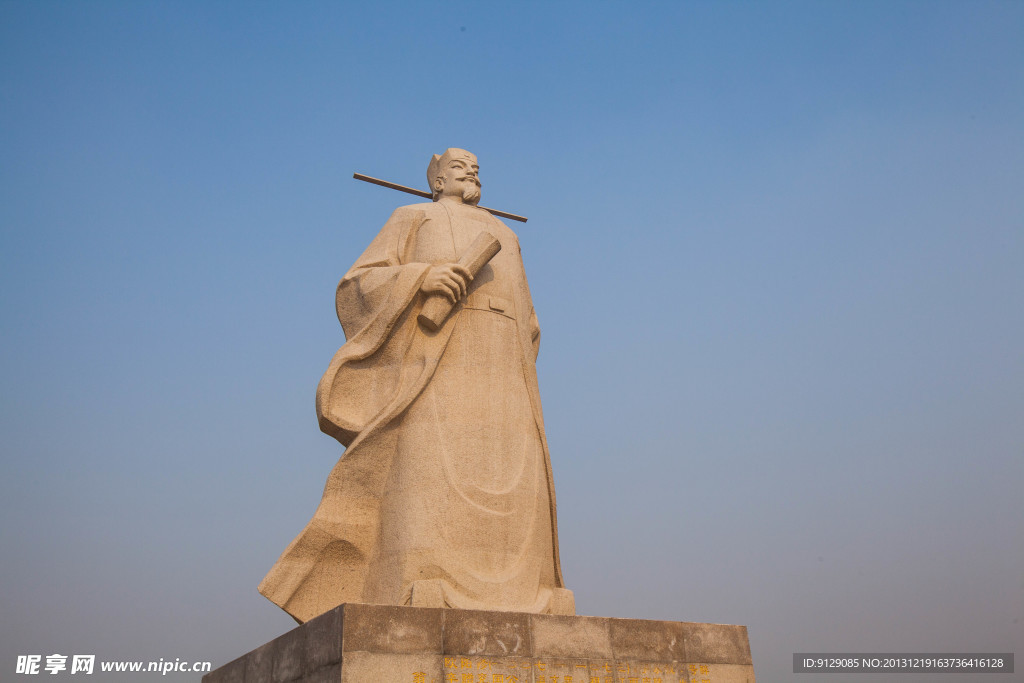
[{"x1": 259, "y1": 149, "x2": 575, "y2": 623}]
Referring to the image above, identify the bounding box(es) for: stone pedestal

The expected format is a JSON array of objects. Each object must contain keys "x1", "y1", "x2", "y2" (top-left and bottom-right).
[{"x1": 205, "y1": 604, "x2": 754, "y2": 683}]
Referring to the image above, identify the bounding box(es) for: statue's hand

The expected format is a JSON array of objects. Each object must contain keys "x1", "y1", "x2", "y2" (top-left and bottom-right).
[{"x1": 421, "y1": 263, "x2": 472, "y2": 303}]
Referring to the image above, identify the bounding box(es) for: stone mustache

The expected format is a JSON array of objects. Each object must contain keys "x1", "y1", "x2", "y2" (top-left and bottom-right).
[{"x1": 259, "y1": 148, "x2": 575, "y2": 623}]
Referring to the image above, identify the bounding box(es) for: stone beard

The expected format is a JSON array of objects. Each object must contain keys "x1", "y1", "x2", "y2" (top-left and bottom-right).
[{"x1": 260, "y1": 154, "x2": 573, "y2": 623}]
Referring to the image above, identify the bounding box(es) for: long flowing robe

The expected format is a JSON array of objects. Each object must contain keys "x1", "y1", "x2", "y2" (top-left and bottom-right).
[{"x1": 258, "y1": 200, "x2": 568, "y2": 623}]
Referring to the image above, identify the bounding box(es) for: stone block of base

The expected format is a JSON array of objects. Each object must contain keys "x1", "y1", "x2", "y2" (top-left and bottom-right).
[{"x1": 204, "y1": 604, "x2": 755, "y2": 683}]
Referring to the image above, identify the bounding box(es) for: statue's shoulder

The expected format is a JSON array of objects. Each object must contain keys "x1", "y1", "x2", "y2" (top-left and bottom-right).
[
  {"x1": 376, "y1": 202, "x2": 443, "y2": 239},
  {"x1": 391, "y1": 201, "x2": 443, "y2": 219},
  {"x1": 483, "y1": 212, "x2": 520, "y2": 244}
]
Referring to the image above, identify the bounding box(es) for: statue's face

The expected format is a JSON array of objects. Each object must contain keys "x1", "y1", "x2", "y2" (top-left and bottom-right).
[{"x1": 436, "y1": 154, "x2": 481, "y2": 205}]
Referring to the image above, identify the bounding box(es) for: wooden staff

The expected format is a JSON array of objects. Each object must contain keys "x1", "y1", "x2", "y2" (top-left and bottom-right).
[{"x1": 353, "y1": 173, "x2": 528, "y2": 223}]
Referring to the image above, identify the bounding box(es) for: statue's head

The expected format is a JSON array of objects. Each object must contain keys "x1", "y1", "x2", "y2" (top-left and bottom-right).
[{"x1": 427, "y1": 148, "x2": 481, "y2": 205}]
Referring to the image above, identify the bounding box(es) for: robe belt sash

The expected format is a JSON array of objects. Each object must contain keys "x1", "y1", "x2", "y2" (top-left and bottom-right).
[{"x1": 460, "y1": 292, "x2": 515, "y2": 320}]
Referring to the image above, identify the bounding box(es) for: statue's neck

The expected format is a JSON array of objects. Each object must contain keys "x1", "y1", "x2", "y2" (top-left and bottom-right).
[{"x1": 438, "y1": 196, "x2": 481, "y2": 210}]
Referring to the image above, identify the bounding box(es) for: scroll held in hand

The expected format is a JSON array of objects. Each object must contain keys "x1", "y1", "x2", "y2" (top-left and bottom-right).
[{"x1": 418, "y1": 231, "x2": 502, "y2": 331}]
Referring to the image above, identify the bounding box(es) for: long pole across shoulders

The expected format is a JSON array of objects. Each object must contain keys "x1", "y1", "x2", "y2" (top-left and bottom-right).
[{"x1": 353, "y1": 173, "x2": 528, "y2": 223}]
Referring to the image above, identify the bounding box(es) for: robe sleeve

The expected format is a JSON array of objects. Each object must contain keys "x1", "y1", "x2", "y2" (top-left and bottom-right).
[{"x1": 316, "y1": 207, "x2": 432, "y2": 446}]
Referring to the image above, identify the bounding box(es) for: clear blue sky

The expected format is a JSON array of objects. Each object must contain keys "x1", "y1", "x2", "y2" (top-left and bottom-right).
[{"x1": 2, "y1": 2, "x2": 1021, "y2": 682}]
